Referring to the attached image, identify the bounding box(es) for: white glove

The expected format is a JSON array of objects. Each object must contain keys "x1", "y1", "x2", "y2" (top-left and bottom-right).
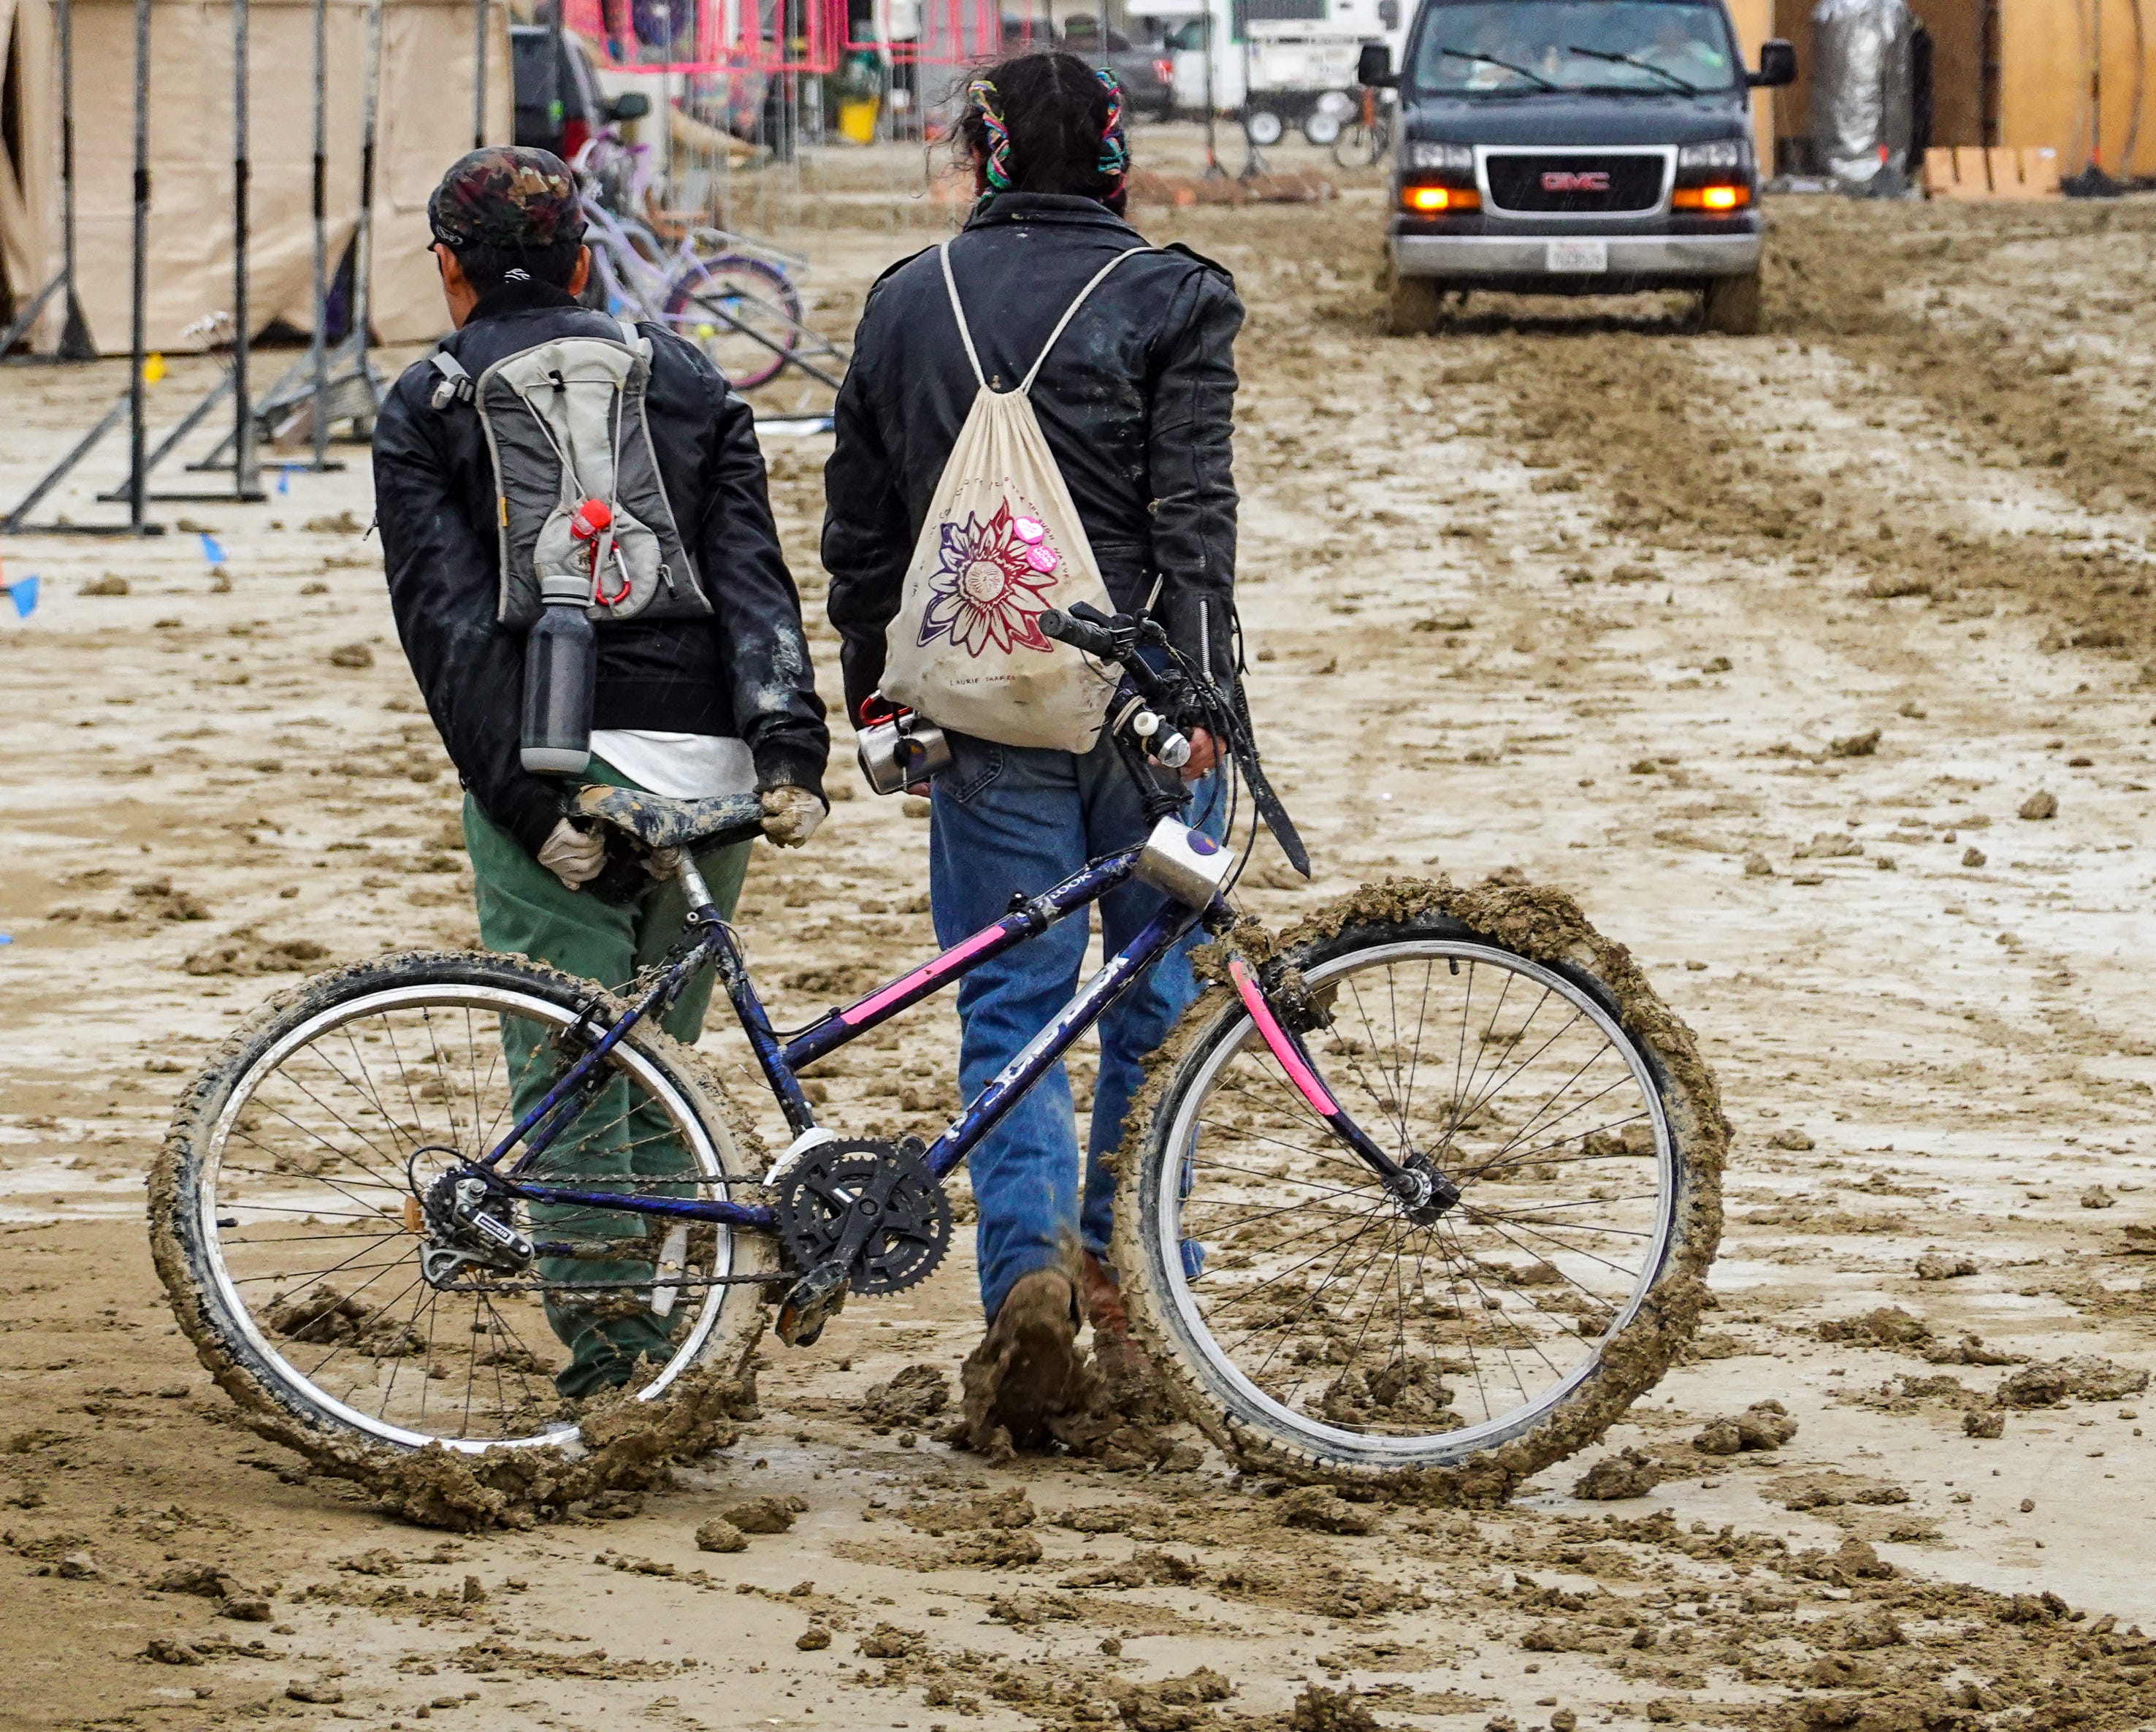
[
  {"x1": 537, "y1": 818, "x2": 605, "y2": 890},
  {"x1": 760, "y1": 785, "x2": 825, "y2": 849}
]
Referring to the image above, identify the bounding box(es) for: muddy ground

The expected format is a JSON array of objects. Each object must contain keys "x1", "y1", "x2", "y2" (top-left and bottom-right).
[{"x1": 3, "y1": 160, "x2": 2155, "y2": 1732}]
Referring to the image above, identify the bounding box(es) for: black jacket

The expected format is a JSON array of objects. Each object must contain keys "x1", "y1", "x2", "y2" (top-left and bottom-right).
[
  {"x1": 821, "y1": 193, "x2": 1243, "y2": 725},
  {"x1": 373, "y1": 278, "x2": 827, "y2": 859}
]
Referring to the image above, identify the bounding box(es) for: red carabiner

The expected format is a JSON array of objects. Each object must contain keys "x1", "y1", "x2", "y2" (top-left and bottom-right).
[{"x1": 570, "y1": 498, "x2": 630, "y2": 606}]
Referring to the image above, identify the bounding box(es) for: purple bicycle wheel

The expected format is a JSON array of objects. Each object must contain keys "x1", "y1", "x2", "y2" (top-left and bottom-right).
[{"x1": 662, "y1": 253, "x2": 804, "y2": 393}]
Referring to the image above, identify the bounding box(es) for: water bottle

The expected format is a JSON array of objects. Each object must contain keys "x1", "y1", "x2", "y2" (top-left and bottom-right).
[{"x1": 521, "y1": 571, "x2": 596, "y2": 776}]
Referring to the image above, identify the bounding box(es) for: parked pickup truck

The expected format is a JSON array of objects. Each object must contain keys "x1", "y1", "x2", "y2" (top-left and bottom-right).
[{"x1": 1356, "y1": 0, "x2": 1795, "y2": 333}]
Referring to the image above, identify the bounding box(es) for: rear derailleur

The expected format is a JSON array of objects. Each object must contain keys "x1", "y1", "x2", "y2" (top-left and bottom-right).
[{"x1": 413, "y1": 1157, "x2": 535, "y2": 1289}]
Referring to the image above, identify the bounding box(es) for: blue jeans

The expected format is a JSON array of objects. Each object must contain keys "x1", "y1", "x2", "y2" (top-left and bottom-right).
[{"x1": 929, "y1": 730, "x2": 1224, "y2": 1321}]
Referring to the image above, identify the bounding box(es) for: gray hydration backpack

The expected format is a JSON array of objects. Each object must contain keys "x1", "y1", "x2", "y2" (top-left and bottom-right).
[{"x1": 429, "y1": 317, "x2": 708, "y2": 629}]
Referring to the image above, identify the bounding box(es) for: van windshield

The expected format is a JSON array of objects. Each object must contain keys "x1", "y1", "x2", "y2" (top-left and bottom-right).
[{"x1": 1407, "y1": 1, "x2": 1738, "y2": 96}]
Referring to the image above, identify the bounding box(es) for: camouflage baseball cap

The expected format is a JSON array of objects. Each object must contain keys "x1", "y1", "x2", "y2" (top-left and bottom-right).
[{"x1": 427, "y1": 146, "x2": 586, "y2": 252}]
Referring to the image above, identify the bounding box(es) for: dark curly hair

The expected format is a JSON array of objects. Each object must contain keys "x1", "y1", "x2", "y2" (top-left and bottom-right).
[{"x1": 951, "y1": 50, "x2": 1131, "y2": 215}]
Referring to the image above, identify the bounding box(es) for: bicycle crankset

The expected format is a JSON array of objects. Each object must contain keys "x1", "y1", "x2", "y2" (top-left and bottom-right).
[{"x1": 771, "y1": 1138, "x2": 951, "y2": 1300}]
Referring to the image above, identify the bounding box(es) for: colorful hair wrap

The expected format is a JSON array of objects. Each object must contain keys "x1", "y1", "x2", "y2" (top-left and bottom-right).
[
  {"x1": 969, "y1": 77, "x2": 1014, "y2": 191},
  {"x1": 1095, "y1": 66, "x2": 1129, "y2": 194}
]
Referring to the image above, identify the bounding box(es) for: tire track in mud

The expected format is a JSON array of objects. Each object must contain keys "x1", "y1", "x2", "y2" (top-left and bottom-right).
[
  {"x1": 1441, "y1": 293, "x2": 2156, "y2": 1124},
  {"x1": 1765, "y1": 202, "x2": 2156, "y2": 668}
]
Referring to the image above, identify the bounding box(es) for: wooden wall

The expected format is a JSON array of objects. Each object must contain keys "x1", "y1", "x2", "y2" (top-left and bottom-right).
[
  {"x1": 1764, "y1": 0, "x2": 2156, "y2": 178},
  {"x1": 1998, "y1": 0, "x2": 2156, "y2": 177}
]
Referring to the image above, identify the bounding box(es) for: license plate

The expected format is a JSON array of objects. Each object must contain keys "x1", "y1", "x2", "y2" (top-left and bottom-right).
[{"x1": 1546, "y1": 239, "x2": 1608, "y2": 273}]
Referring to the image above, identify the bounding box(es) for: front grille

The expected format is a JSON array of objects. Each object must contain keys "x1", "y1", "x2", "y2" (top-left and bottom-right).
[{"x1": 1484, "y1": 153, "x2": 1665, "y2": 213}]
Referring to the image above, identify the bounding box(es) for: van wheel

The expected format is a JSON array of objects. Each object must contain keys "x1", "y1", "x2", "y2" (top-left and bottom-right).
[
  {"x1": 1700, "y1": 270, "x2": 1762, "y2": 335},
  {"x1": 1384, "y1": 272, "x2": 1447, "y2": 335},
  {"x1": 1245, "y1": 108, "x2": 1285, "y2": 147}
]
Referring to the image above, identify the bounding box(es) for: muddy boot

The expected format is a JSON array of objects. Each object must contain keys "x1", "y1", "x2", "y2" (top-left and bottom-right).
[
  {"x1": 960, "y1": 1269, "x2": 1096, "y2": 1457},
  {"x1": 1079, "y1": 1251, "x2": 1174, "y2": 1421}
]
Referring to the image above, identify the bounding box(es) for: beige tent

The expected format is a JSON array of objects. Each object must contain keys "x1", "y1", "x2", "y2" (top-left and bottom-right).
[{"x1": 0, "y1": 0, "x2": 510, "y2": 356}]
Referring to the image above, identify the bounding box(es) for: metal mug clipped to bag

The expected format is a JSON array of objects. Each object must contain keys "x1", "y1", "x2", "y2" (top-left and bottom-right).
[{"x1": 857, "y1": 714, "x2": 953, "y2": 795}]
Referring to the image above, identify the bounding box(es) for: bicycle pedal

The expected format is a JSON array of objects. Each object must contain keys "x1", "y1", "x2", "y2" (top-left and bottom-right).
[{"x1": 774, "y1": 1261, "x2": 849, "y2": 1348}]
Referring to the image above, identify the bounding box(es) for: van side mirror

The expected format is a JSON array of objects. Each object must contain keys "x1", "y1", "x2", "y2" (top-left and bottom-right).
[
  {"x1": 1377, "y1": 0, "x2": 1399, "y2": 28},
  {"x1": 1748, "y1": 39, "x2": 1797, "y2": 88},
  {"x1": 608, "y1": 91, "x2": 652, "y2": 121},
  {"x1": 1356, "y1": 42, "x2": 1396, "y2": 88}
]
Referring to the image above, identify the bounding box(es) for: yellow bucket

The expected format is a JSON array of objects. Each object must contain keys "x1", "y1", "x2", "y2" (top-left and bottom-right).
[{"x1": 837, "y1": 98, "x2": 879, "y2": 145}]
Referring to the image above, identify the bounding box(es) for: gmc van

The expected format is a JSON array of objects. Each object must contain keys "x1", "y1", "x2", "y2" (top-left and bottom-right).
[{"x1": 1356, "y1": 0, "x2": 1795, "y2": 333}]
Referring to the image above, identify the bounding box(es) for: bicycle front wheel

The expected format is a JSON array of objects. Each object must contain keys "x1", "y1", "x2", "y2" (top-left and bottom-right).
[
  {"x1": 1331, "y1": 119, "x2": 1389, "y2": 171},
  {"x1": 662, "y1": 253, "x2": 804, "y2": 392},
  {"x1": 1114, "y1": 885, "x2": 1724, "y2": 1484},
  {"x1": 152, "y1": 950, "x2": 773, "y2": 1456}
]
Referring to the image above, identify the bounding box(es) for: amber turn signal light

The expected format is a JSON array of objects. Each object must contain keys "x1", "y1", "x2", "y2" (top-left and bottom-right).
[
  {"x1": 1402, "y1": 185, "x2": 1480, "y2": 213},
  {"x1": 1672, "y1": 183, "x2": 1750, "y2": 210}
]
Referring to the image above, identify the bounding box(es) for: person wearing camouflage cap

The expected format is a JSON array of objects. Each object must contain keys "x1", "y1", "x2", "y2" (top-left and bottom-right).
[
  {"x1": 370, "y1": 145, "x2": 830, "y2": 1397},
  {"x1": 427, "y1": 145, "x2": 586, "y2": 253}
]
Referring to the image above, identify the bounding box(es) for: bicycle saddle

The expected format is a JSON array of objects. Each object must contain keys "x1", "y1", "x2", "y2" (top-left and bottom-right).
[{"x1": 571, "y1": 785, "x2": 765, "y2": 851}]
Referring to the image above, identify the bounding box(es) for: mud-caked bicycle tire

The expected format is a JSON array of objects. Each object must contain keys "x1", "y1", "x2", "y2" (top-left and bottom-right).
[
  {"x1": 1111, "y1": 879, "x2": 1727, "y2": 1494},
  {"x1": 150, "y1": 950, "x2": 775, "y2": 1458}
]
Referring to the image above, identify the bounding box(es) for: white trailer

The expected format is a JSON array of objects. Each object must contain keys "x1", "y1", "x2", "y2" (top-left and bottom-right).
[{"x1": 1159, "y1": 0, "x2": 1404, "y2": 146}]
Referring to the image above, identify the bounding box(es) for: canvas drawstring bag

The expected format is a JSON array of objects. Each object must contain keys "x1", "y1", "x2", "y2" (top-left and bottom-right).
[{"x1": 877, "y1": 241, "x2": 1150, "y2": 751}]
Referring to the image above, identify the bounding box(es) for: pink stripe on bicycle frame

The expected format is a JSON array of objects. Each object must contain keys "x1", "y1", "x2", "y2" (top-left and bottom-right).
[
  {"x1": 1227, "y1": 957, "x2": 1338, "y2": 1116},
  {"x1": 840, "y1": 925, "x2": 1006, "y2": 1025}
]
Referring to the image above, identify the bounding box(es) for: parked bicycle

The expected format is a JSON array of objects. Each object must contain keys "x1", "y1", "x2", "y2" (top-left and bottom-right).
[
  {"x1": 570, "y1": 129, "x2": 842, "y2": 393},
  {"x1": 1332, "y1": 86, "x2": 1394, "y2": 171},
  {"x1": 153, "y1": 606, "x2": 1721, "y2": 1481}
]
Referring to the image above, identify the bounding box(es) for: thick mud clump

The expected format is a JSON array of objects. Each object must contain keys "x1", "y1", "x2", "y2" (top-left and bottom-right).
[{"x1": 245, "y1": 1364, "x2": 758, "y2": 1531}]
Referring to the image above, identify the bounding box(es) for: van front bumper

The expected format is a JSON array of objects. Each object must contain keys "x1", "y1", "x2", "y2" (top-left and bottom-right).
[{"x1": 1394, "y1": 231, "x2": 1761, "y2": 282}]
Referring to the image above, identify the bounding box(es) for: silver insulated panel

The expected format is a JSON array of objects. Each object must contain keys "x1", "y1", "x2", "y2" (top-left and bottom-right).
[{"x1": 1809, "y1": 0, "x2": 1916, "y2": 192}]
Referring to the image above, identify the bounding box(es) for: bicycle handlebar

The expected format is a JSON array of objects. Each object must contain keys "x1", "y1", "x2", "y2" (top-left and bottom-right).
[
  {"x1": 1040, "y1": 607, "x2": 1192, "y2": 770},
  {"x1": 1039, "y1": 606, "x2": 1117, "y2": 660}
]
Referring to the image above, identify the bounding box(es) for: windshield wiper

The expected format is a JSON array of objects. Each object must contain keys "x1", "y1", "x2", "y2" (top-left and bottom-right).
[
  {"x1": 1563, "y1": 43, "x2": 1701, "y2": 96},
  {"x1": 1437, "y1": 46, "x2": 1559, "y2": 91}
]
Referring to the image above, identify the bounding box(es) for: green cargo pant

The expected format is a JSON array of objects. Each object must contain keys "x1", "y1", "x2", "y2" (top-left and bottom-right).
[{"x1": 463, "y1": 759, "x2": 752, "y2": 1400}]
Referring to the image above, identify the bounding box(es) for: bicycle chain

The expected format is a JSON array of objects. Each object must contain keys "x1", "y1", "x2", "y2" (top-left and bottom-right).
[{"x1": 441, "y1": 1271, "x2": 777, "y2": 1294}]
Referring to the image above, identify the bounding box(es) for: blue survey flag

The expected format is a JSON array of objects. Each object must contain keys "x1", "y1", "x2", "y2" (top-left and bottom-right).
[
  {"x1": 199, "y1": 533, "x2": 226, "y2": 565},
  {"x1": 4, "y1": 574, "x2": 36, "y2": 618}
]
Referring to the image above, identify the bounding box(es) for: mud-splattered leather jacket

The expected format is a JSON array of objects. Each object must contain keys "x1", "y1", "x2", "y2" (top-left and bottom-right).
[
  {"x1": 821, "y1": 191, "x2": 1244, "y2": 726},
  {"x1": 372, "y1": 277, "x2": 827, "y2": 860}
]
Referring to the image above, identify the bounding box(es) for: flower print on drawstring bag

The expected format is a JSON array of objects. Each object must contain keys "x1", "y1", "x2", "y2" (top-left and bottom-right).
[{"x1": 876, "y1": 240, "x2": 1151, "y2": 753}]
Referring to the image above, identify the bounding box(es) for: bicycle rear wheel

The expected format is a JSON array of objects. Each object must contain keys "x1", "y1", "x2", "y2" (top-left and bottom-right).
[
  {"x1": 662, "y1": 253, "x2": 804, "y2": 392},
  {"x1": 1331, "y1": 118, "x2": 1389, "y2": 171},
  {"x1": 152, "y1": 950, "x2": 772, "y2": 1455},
  {"x1": 1115, "y1": 884, "x2": 1724, "y2": 1484}
]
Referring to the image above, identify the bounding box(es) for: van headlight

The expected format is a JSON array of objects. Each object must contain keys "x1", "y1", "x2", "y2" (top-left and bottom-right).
[
  {"x1": 1677, "y1": 138, "x2": 1751, "y2": 171},
  {"x1": 1406, "y1": 141, "x2": 1474, "y2": 172}
]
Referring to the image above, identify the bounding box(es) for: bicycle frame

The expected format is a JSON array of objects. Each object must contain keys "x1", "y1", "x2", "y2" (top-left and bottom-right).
[{"x1": 470, "y1": 845, "x2": 1207, "y2": 1240}]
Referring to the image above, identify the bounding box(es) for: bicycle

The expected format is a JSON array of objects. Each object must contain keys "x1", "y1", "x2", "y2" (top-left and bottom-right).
[
  {"x1": 1331, "y1": 88, "x2": 1394, "y2": 172},
  {"x1": 570, "y1": 131, "x2": 841, "y2": 394},
  {"x1": 152, "y1": 606, "x2": 1724, "y2": 1483}
]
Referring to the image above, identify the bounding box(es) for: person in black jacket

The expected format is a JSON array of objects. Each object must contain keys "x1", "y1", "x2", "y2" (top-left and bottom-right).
[
  {"x1": 822, "y1": 56, "x2": 1242, "y2": 1446},
  {"x1": 373, "y1": 148, "x2": 828, "y2": 1396}
]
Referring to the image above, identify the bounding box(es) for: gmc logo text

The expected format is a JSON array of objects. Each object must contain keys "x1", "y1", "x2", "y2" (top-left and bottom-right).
[{"x1": 1541, "y1": 169, "x2": 1611, "y2": 192}]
